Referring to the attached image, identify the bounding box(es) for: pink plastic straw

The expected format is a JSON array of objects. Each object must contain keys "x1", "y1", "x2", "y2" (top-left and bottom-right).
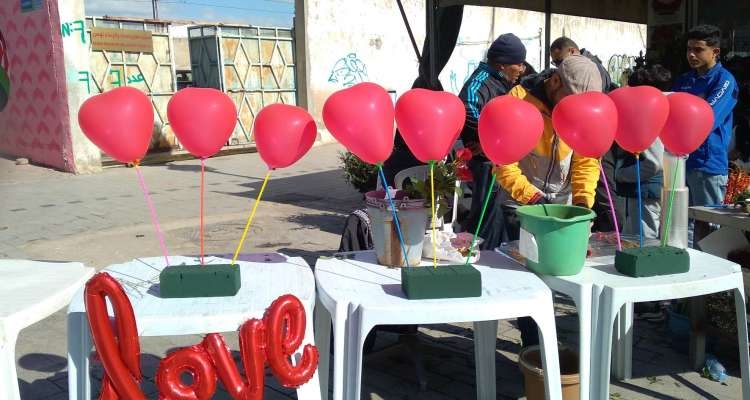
[
  {"x1": 135, "y1": 166, "x2": 170, "y2": 266},
  {"x1": 599, "y1": 163, "x2": 622, "y2": 251}
]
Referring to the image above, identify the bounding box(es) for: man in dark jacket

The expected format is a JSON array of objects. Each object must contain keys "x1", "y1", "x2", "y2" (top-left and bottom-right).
[
  {"x1": 457, "y1": 33, "x2": 527, "y2": 250},
  {"x1": 550, "y1": 36, "x2": 617, "y2": 93}
]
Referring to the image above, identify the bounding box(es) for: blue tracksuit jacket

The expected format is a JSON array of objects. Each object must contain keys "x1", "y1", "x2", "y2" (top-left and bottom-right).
[{"x1": 672, "y1": 62, "x2": 738, "y2": 175}]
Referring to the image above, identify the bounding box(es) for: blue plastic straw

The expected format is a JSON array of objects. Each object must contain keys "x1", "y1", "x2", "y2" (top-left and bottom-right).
[
  {"x1": 377, "y1": 166, "x2": 410, "y2": 267},
  {"x1": 635, "y1": 155, "x2": 644, "y2": 247}
]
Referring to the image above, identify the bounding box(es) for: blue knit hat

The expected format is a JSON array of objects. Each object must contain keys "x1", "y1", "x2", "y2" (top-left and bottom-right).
[{"x1": 487, "y1": 33, "x2": 526, "y2": 65}]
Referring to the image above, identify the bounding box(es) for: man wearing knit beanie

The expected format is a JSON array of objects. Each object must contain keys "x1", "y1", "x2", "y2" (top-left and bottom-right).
[
  {"x1": 494, "y1": 54, "x2": 602, "y2": 349},
  {"x1": 457, "y1": 32, "x2": 527, "y2": 252}
]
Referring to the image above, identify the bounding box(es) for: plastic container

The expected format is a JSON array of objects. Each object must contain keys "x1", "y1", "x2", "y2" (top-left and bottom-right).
[
  {"x1": 519, "y1": 345, "x2": 580, "y2": 400},
  {"x1": 366, "y1": 189, "x2": 428, "y2": 267},
  {"x1": 704, "y1": 354, "x2": 728, "y2": 383},
  {"x1": 516, "y1": 204, "x2": 596, "y2": 276}
]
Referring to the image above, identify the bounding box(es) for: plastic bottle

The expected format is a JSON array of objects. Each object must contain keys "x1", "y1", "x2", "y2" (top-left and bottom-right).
[{"x1": 704, "y1": 354, "x2": 728, "y2": 383}]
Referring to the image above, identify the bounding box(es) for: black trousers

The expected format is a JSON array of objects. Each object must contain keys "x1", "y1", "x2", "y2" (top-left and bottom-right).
[
  {"x1": 500, "y1": 198, "x2": 539, "y2": 348},
  {"x1": 462, "y1": 159, "x2": 507, "y2": 250}
]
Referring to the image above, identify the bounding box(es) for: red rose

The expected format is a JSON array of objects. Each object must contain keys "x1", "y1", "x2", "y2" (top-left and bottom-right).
[
  {"x1": 456, "y1": 147, "x2": 473, "y2": 161},
  {"x1": 456, "y1": 164, "x2": 473, "y2": 182}
]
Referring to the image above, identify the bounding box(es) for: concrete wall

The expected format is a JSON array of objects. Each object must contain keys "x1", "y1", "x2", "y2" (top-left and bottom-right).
[
  {"x1": 297, "y1": 0, "x2": 426, "y2": 143},
  {"x1": 298, "y1": 2, "x2": 647, "y2": 139},
  {"x1": 0, "y1": 0, "x2": 97, "y2": 172},
  {"x1": 440, "y1": 7, "x2": 647, "y2": 93},
  {"x1": 59, "y1": 0, "x2": 101, "y2": 172}
]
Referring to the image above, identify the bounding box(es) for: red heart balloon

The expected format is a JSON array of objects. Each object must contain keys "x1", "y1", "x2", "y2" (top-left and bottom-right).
[
  {"x1": 167, "y1": 88, "x2": 237, "y2": 158},
  {"x1": 253, "y1": 104, "x2": 317, "y2": 169},
  {"x1": 322, "y1": 82, "x2": 394, "y2": 165},
  {"x1": 78, "y1": 87, "x2": 154, "y2": 163},
  {"x1": 394, "y1": 89, "x2": 466, "y2": 163},
  {"x1": 660, "y1": 92, "x2": 714, "y2": 156},
  {"x1": 478, "y1": 95, "x2": 544, "y2": 165},
  {"x1": 552, "y1": 92, "x2": 618, "y2": 158},
  {"x1": 609, "y1": 86, "x2": 669, "y2": 153}
]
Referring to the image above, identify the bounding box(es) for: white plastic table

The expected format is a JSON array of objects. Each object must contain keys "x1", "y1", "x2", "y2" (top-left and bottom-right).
[
  {"x1": 513, "y1": 248, "x2": 750, "y2": 400},
  {"x1": 66, "y1": 254, "x2": 320, "y2": 400},
  {"x1": 0, "y1": 260, "x2": 94, "y2": 400},
  {"x1": 314, "y1": 250, "x2": 563, "y2": 400},
  {"x1": 591, "y1": 249, "x2": 750, "y2": 399},
  {"x1": 689, "y1": 206, "x2": 750, "y2": 230}
]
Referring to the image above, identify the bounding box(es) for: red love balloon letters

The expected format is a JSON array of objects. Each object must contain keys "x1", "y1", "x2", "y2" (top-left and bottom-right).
[
  {"x1": 84, "y1": 273, "x2": 319, "y2": 399},
  {"x1": 156, "y1": 345, "x2": 216, "y2": 400},
  {"x1": 84, "y1": 273, "x2": 144, "y2": 400},
  {"x1": 263, "y1": 294, "x2": 319, "y2": 387},
  {"x1": 202, "y1": 323, "x2": 266, "y2": 399}
]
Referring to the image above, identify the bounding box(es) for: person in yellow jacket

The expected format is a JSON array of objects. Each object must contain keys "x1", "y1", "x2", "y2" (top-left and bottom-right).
[
  {"x1": 496, "y1": 54, "x2": 602, "y2": 222},
  {"x1": 497, "y1": 54, "x2": 604, "y2": 350}
]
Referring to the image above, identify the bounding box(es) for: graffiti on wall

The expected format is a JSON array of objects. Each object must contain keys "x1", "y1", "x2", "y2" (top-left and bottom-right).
[
  {"x1": 61, "y1": 19, "x2": 85, "y2": 43},
  {"x1": 77, "y1": 70, "x2": 146, "y2": 94},
  {"x1": 0, "y1": 27, "x2": 9, "y2": 111},
  {"x1": 448, "y1": 60, "x2": 478, "y2": 94},
  {"x1": 328, "y1": 53, "x2": 368, "y2": 87},
  {"x1": 607, "y1": 54, "x2": 638, "y2": 87}
]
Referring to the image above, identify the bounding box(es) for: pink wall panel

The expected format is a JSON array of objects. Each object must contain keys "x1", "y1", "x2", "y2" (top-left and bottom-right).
[{"x1": 0, "y1": 0, "x2": 76, "y2": 172}]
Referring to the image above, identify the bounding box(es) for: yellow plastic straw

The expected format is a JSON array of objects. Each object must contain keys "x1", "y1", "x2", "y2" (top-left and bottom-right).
[{"x1": 232, "y1": 170, "x2": 272, "y2": 265}]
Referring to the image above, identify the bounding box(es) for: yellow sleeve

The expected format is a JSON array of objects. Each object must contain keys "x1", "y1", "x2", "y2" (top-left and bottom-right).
[
  {"x1": 570, "y1": 154, "x2": 600, "y2": 207},
  {"x1": 493, "y1": 164, "x2": 543, "y2": 204}
]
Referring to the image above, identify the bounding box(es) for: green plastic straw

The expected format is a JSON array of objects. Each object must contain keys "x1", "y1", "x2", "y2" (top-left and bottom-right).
[
  {"x1": 661, "y1": 157, "x2": 680, "y2": 247},
  {"x1": 465, "y1": 173, "x2": 496, "y2": 265}
]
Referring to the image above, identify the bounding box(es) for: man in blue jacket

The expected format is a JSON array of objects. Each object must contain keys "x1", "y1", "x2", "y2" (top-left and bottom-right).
[{"x1": 673, "y1": 25, "x2": 738, "y2": 210}]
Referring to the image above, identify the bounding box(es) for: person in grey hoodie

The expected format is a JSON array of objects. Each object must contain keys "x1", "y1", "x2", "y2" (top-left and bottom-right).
[
  {"x1": 612, "y1": 64, "x2": 672, "y2": 238},
  {"x1": 549, "y1": 37, "x2": 619, "y2": 232}
]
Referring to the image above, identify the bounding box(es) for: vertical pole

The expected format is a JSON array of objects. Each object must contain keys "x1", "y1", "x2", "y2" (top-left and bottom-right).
[
  {"x1": 152, "y1": 0, "x2": 158, "y2": 20},
  {"x1": 426, "y1": 0, "x2": 437, "y2": 88},
  {"x1": 544, "y1": 0, "x2": 551, "y2": 70}
]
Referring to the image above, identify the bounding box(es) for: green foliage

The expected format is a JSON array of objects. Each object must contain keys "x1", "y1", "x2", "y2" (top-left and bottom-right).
[
  {"x1": 338, "y1": 151, "x2": 464, "y2": 217},
  {"x1": 339, "y1": 151, "x2": 378, "y2": 193},
  {"x1": 402, "y1": 161, "x2": 460, "y2": 217},
  {"x1": 735, "y1": 188, "x2": 750, "y2": 203}
]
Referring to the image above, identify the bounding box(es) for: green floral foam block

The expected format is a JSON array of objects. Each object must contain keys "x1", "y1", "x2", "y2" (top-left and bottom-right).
[
  {"x1": 159, "y1": 264, "x2": 241, "y2": 298},
  {"x1": 614, "y1": 246, "x2": 689, "y2": 277},
  {"x1": 401, "y1": 264, "x2": 481, "y2": 300}
]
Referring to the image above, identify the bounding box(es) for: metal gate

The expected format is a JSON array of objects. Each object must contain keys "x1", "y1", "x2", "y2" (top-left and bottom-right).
[
  {"x1": 83, "y1": 17, "x2": 177, "y2": 153},
  {"x1": 189, "y1": 24, "x2": 296, "y2": 146}
]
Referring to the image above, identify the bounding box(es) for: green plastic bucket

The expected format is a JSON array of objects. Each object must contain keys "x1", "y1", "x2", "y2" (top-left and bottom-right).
[{"x1": 516, "y1": 204, "x2": 595, "y2": 276}]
